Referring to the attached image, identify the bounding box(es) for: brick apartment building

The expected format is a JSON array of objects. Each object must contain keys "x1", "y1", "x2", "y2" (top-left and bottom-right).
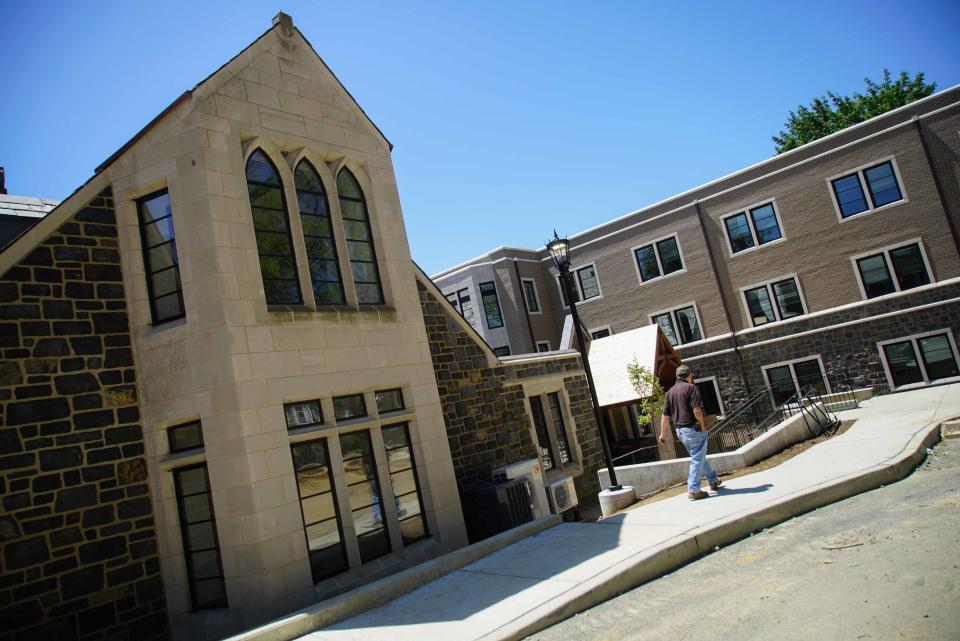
[
  {"x1": 433, "y1": 86, "x2": 960, "y2": 438},
  {"x1": 0, "y1": 14, "x2": 603, "y2": 641}
]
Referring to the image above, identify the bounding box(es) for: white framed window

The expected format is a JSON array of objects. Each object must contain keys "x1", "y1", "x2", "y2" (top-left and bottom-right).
[
  {"x1": 740, "y1": 274, "x2": 807, "y2": 328},
  {"x1": 693, "y1": 376, "x2": 725, "y2": 417},
  {"x1": 761, "y1": 355, "x2": 830, "y2": 405},
  {"x1": 590, "y1": 326, "x2": 612, "y2": 340},
  {"x1": 631, "y1": 233, "x2": 686, "y2": 284},
  {"x1": 851, "y1": 238, "x2": 933, "y2": 300},
  {"x1": 649, "y1": 302, "x2": 703, "y2": 345},
  {"x1": 877, "y1": 329, "x2": 960, "y2": 391},
  {"x1": 521, "y1": 278, "x2": 542, "y2": 314},
  {"x1": 492, "y1": 345, "x2": 511, "y2": 357},
  {"x1": 721, "y1": 199, "x2": 785, "y2": 256},
  {"x1": 536, "y1": 341, "x2": 551, "y2": 352},
  {"x1": 556, "y1": 262, "x2": 602, "y2": 307},
  {"x1": 827, "y1": 156, "x2": 907, "y2": 222}
]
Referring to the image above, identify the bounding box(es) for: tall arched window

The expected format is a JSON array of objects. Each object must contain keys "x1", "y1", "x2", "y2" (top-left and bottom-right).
[
  {"x1": 337, "y1": 169, "x2": 383, "y2": 305},
  {"x1": 246, "y1": 150, "x2": 302, "y2": 305},
  {"x1": 295, "y1": 160, "x2": 346, "y2": 305}
]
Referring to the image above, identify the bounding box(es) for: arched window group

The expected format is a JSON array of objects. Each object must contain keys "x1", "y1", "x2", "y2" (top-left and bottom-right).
[{"x1": 245, "y1": 150, "x2": 383, "y2": 307}]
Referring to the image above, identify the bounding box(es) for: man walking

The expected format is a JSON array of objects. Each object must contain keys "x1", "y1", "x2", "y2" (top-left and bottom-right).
[{"x1": 659, "y1": 364, "x2": 721, "y2": 500}]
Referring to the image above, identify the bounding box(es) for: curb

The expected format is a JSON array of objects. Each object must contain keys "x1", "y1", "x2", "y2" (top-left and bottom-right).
[
  {"x1": 227, "y1": 515, "x2": 561, "y2": 641},
  {"x1": 486, "y1": 421, "x2": 944, "y2": 641}
]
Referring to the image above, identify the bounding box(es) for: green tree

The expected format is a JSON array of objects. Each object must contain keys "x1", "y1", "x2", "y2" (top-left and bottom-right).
[
  {"x1": 626, "y1": 359, "x2": 665, "y2": 428},
  {"x1": 772, "y1": 70, "x2": 936, "y2": 154}
]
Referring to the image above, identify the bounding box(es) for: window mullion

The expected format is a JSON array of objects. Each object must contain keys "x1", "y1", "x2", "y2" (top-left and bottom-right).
[
  {"x1": 884, "y1": 250, "x2": 902, "y2": 292},
  {"x1": 859, "y1": 171, "x2": 876, "y2": 210},
  {"x1": 768, "y1": 284, "x2": 780, "y2": 321},
  {"x1": 912, "y1": 338, "x2": 930, "y2": 383},
  {"x1": 747, "y1": 213, "x2": 760, "y2": 246}
]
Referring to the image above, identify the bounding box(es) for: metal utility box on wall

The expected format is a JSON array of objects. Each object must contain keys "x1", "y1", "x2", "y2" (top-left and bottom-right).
[
  {"x1": 491, "y1": 459, "x2": 548, "y2": 520},
  {"x1": 460, "y1": 478, "x2": 534, "y2": 543}
]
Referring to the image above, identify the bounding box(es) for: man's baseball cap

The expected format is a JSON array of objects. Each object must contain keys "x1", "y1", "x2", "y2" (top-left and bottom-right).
[{"x1": 676, "y1": 364, "x2": 691, "y2": 378}]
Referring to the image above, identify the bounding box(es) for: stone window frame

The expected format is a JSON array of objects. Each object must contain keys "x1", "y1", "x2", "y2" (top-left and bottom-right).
[
  {"x1": 876, "y1": 328, "x2": 960, "y2": 392},
  {"x1": 555, "y1": 261, "x2": 604, "y2": 308},
  {"x1": 136, "y1": 188, "x2": 187, "y2": 325},
  {"x1": 521, "y1": 278, "x2": 542, "y2": 315},
  {"x1": 738, "y1": 272, "x2": 809, "y2": 329},
  {"x1": 760, "y1": 354, "x2": 832, "y2": 405},
  {"x1": 649, "y1": 301, "x2": 705, "y2": 346},
  {"x1": 284, "y1": 387, "x2": 435, "y2": 581},
  {"x1": 719, "y1": 198, "x2": 786, "y2": 258},
  {"x1": 826, "y1": 155, "x2": 909, "y2": 223},
  {"x1": 520, "y1": 377, "x2": 583, "y2": 480},
  {"x1": 849, "y1": 237, "x2": 934, "y2": 300},
  {"x1": 630, "y1": 232, "x2": 688, "y2": 285},
  {"x1": 240, "y1": 141, "x2": 391, "y2": 311}
]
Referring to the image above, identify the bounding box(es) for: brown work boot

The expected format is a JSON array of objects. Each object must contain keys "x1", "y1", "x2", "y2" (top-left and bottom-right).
[
  {"x1": 688, "y1": 490, "x2": 709, "y2": 501},
  {"x1": 710, "y1": 479, "x2": 722, "y2": 491}
]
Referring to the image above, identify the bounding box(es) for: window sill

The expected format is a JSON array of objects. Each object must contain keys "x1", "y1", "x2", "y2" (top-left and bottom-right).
[
  {"x1": 637, "y1": 268, "x2": 687, "y2": 287},
  {"x1": 159, "y1": 448, "x2": 206, "y2": 471},
  {"x1": 837, "y1": 197, "x2": 907, "y2": 224},
  {"x1": 727, "y1": 236, "x2": 786, "y2": 259}
]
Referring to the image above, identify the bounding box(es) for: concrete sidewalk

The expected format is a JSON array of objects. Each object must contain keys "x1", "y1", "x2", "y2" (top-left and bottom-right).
[{"x1": 266, "y1": 383, "x2": 960, "y2": 641}]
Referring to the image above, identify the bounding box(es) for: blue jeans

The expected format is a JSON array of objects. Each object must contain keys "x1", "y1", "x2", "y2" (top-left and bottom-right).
[{"x1": 677, "y1": 426, "x2": 718, "y2": 493}]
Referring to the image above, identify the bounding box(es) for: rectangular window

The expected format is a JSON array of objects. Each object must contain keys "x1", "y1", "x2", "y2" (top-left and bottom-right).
[
  {"x1": 479, "y1": 281, "x2": 504, "y2": 329},
  {"x1": 722, "y1": 201, "x2": 783, "y2": 255},
  {"x1": 536, "y1": 341, "x2": 551, "y2": 352},
  {"x1": 590, "y1": 328, "x2": 611, "y2": 340},
  {"x1": 381, "y1": 423, "x2": 428, "y2": 546},
  {"x1": 339, "y1": 431, "x2": 390, "y2": 563},
  {"x1": 634, "y1": 234, "x2": 685, "y2": 282},
  {"x1": 493, "y1": 345, "x2": 511, "y2": 357},
  {"x1": 528, "y1": 396, "x2": 554, "y2": 471},
  {"x1": 333, "y1": 394, "x2": 367, "y2": 421},
  {"x1": 173, "y1": 464, "x2": 228, "y2": 610},
  {"x1": 853, "y1": 241, "x2": 931, "y2": 299},
  {"x1": 375, "y1": 388, "x2": 404, "y2": 414},
  {"x1": 137, "y1": 190, "x2": 185, "y2": 324},
  {"x1": 558, "y1": 264, "x2": 602, "y2": 306},
  {"x1": 763, "y1": 357, "x2": 828, "y2": 405},
  {"x1": 290, "y1": 439, "x2": 347, "y2": 583},
  {"x1": 742, "y1": 276, "x2": 806, "y2": 327},
  {"x1": 546, "y1": 393, "x2": 572, "y2": 465},
  {"x1": 168, "y1": 420, "x2": 203, "y2": 453},
  {"x1": 694, "y1": 379, "x2": 724, "y2": 417},
  {"x1": 521, "y1": 279, "x2": 541, "y2": 313},
  {"x1": 284, "y1": 400, "x2": 324, "y2": 430},
  {"x1": 879, "y1": 330, "x2": 960, "y2": 390},
  {"x1": 445, "y1": 287, "x2": 476, "y2": 328},
  {"x1": 650, "y1": 304, "x2": 703, "y2": 345},
  {"x1": 830, "y1": 158, "x2": 904, "y2": 219}
]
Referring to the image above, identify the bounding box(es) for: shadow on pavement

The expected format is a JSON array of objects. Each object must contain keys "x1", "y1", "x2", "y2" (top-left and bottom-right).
[{"x1": 714, "y1": 483, "x2": 773, "y2": 495}]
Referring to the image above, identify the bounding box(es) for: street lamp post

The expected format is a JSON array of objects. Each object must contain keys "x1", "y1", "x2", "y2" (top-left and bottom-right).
[{"x1": 547, "y1": 231, "x2": 622, "y2": 492}]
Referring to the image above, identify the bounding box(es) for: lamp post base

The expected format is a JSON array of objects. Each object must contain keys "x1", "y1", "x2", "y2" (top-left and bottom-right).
[{"x1": 598, "y1": 485, "x2": 636, "y2": 518}]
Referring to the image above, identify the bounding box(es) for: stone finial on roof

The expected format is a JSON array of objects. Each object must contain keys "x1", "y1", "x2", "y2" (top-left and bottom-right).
[
  {"x1": 272, "y1": 12, "x2": 294, "y2": 37},
  {"x1": 1, "y1": 167, "x2": 6, "y2": 195}
]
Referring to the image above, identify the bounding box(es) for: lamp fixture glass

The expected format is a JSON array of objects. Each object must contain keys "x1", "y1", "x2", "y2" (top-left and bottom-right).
[{"x1": 547, "y1": 231, "x2": 570, "y2": 271}]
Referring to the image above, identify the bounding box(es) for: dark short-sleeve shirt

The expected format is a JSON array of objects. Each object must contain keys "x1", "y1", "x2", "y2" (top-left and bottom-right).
[{"x1": 663, "y1": 380, "x2": 702, "y2": 427}]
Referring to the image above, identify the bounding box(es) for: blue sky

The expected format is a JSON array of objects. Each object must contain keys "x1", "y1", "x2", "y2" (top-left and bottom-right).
[{"x1": 2, "y1": 1, "x2": 958, "y2": 274}]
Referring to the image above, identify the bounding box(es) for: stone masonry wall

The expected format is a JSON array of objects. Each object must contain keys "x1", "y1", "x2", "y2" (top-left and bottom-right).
[
  {"x1": 0, "y1": 189, "x2": 167, "y2": 641},
  {"x1": 418, "y1": 281, "x2": 603, "y2": 509}
]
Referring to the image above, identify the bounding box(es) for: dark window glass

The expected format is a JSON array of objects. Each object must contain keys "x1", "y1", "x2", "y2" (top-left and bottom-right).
[
  {"x1": 522, "y1": 280, "x2": 540, "y2": 313},
  {"x1": 634, "y1": 245, "x2": 661, "y2": 281},
  {"x1": 284, "y1": 400, "x2": 324, "y2": 429},
  {"x1": 337, "y1": 169, "x2": 383, "y2": 304},
  {"x1": 528, "y1": 396, "x2": 554, "y2": 471},
  {"x1": 168, "y1": 420, "x2": 203, "y2": 453},
  {"x1": 772, "y1": 279, "x2": 804, "y2": 319},
  {"x1": 479, "y1": 281, "x2": 503, "y2": 329},
  {"x1": 889, "y1": 244, "x2": 930, "y2": 291},
  {"x1": 339, "y1": 431, "x2": 389, "y2": 563},
  {"x1": 493, "y1": 346, "x2": 511, "y2": 357},
  {"x1": 382, "y1": 423, "x2": 429, "y2": 546},
  {"x1": 591, "y1": 328, "x2": 611, "y2": 339},
  {"x1": 694, "y1": 381, "x2": 722, "y2": 416},
  {"x1": 883, "y1": 341, "x2": 924, "y2": 387},
  {"x1": 793, "y1": 359, "x2": 827, "y2": 396},
  {"x1": 537, "y1": 342, "x2": 551, "y2": 352},
  {"x1": 856, "y1": 254, "x2": 896, "y2": 298},
  {"x1": 291, "y1": 439, "x2": 347, "y2": 582},
  {"x1": 577, "y1": 265, "x2": 600, "y2": 300},
  {"x1": 674, "y1": 306, "x2": 702, "y2": 343},
  {"x1": 295, "y1": 160, "x2": 345, "y2": 305},
  {"x1": 832, "y1": 174, "x2": 869, "y2": 218},
  {"x1": 749, "y1": 203, "x2": 782, "y2": 245},
  {"x1": 864, "y1": 161, "x2": 902, "y2": 208},
  {"x1": 137, "y1": 191, "x2": 185, "y2": 324},
  {"x1": 333, "y1": 394, "x2": 367, "y2": 421},
  {"x1": 724, "y1": 213, "x2": 755, "y2": 253},
  {"x1": 766, "y1": 365, "x2": 796, "y2": 405},
  {"x1": 918, "y1": 334, "x2": 959, "y2": 381},
  {"x1": 656, "y1": 237, "x2": 684, "y2": 275},
  {"x1": 447, "y1": 287, "x2": 475, "y2": 327},
  {"x1": 375, "y1": 389, "x2": 404, "y2": 414},
  {"x1": 652, "y1": 312, "x2": 678, "y2": 345},
  {"x1": 745, "y1": 286, "x2": 776, "y2": 326},
  {"x1": 173, "y1": 465, "x2": 227, "y2": 610},
  {"x1": 246, "y1": 150, "x2": 301, "y2": 305},
  {"x1": 547, "y1": 393, "x2": 572, "y2": 465}
]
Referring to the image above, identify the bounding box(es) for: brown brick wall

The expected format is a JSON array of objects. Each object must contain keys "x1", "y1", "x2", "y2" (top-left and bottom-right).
[{"x1": 0, "y1": 189, "x2": 166, "y2": 641}]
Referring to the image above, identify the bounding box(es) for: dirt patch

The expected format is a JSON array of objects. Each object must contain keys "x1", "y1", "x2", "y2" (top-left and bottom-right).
[{"x1": 623, "y1": 419, "x2": 856, "y2": 508}]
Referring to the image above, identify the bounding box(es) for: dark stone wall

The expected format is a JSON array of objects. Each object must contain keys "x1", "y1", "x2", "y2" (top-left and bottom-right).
[
  {"x1": 0, "y1": 189, "x2": 167, "y2": 641},
  {"x1": 418, "y1": 281, "x2": 603, "y2": 510}
]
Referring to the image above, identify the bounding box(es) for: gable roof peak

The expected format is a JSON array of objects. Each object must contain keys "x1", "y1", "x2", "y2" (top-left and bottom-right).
[{"x1": 271, "y1": 11, "x2": 295, "y2": 37}]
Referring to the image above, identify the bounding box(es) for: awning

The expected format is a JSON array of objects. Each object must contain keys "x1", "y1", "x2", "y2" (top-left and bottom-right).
[{"x1": 587, "y1": 324, "x2": 681, "y2": 408}]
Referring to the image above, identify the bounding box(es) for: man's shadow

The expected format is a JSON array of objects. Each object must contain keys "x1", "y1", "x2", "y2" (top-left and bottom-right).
[{"x1": 713, "y1": 483, "x2": 773, "y2": 495}]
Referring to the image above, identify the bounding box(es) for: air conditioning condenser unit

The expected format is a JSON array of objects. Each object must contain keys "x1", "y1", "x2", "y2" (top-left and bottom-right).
[
  {"x1": 491, "y1": 459, "x2": 548, "y2": 519},
  {"x1": 545, "y1": 476, "x2": 578, "y2": 513}
]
